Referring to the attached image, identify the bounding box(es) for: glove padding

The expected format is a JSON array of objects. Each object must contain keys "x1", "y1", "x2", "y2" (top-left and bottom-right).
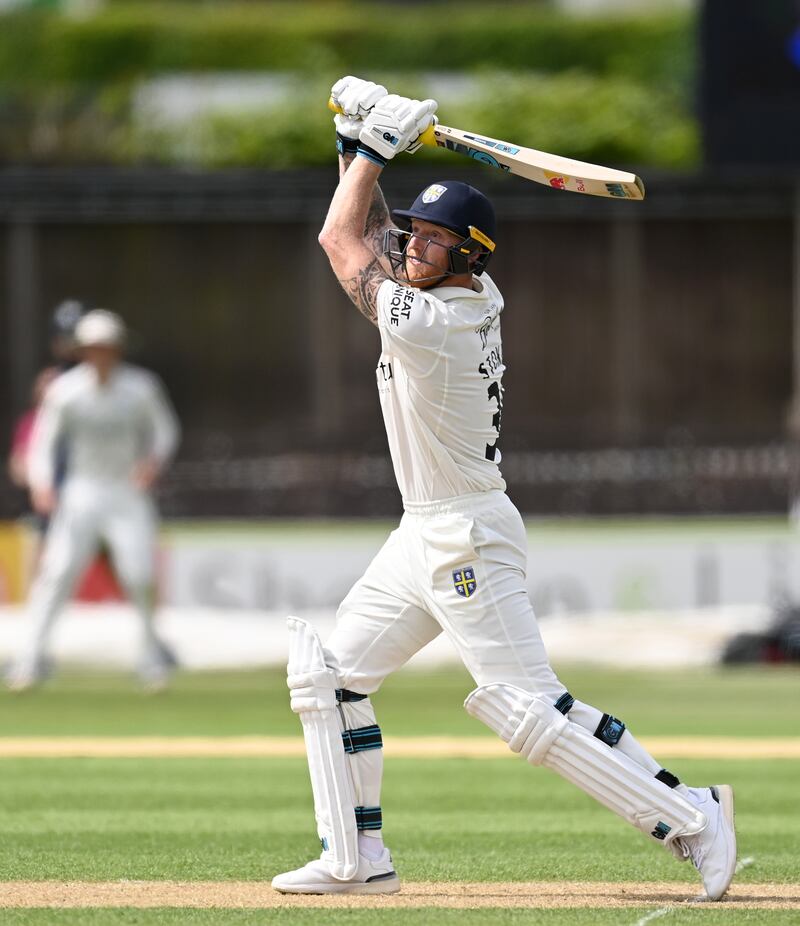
[
  {"x1": 331, "y1": 75, "x2": 388, "y2": 140},
  {"x1": 359, "y1": 95, "x2": 437, "y2": 160}
]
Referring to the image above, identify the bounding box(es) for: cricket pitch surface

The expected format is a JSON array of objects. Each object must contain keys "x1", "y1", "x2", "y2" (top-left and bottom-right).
[{"x1": 0, "y1": 880, "x2": 798, "y2": 909}]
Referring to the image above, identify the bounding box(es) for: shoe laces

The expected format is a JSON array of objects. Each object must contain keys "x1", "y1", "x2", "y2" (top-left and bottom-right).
[
  {"x1": 681, "y1": 834, "x2": 707, "y2": 871},
  {"x1": 668, "y1": 836, "x2": 691, "y2": 862}
]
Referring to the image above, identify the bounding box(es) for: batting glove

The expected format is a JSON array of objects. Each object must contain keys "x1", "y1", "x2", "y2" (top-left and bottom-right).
[
  {"x1": 358, "y1": 95, "x2": 438, "y2": 163},
  {"x1": 331, "y1": 75, "x2": 388, "y2": 155}
]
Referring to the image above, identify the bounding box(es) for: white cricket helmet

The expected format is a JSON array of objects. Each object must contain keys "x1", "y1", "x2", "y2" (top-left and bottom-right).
[{"x1": 74, "y1": 309, "x2": 127, "y2": 348}]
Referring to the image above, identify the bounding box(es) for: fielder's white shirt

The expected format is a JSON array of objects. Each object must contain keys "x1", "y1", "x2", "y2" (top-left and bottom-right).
[
  {"x1": 28, "y1": 362, "x2": 180, "y2": 492},
  {"x1": 376, "y1": 272, "x2": 506, "y2": 504}
]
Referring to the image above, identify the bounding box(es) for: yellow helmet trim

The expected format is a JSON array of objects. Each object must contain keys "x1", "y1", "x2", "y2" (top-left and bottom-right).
[{"x1": 469, "y1": 225, "x2": 496, "y2": 252}]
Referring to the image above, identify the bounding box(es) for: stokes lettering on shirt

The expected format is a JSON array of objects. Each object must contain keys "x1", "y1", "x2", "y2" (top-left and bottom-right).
[{"x1": 479, "y1": 346, "x2": 503, "y2": 380}]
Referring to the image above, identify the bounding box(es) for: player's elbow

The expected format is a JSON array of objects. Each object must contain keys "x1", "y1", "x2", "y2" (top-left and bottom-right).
[
  {"x1": 318, "y1": 226, "x2": 351, "y2": 270},
  {"x1": 318, "y1": 226, "x2": 341, "y2": 256}
]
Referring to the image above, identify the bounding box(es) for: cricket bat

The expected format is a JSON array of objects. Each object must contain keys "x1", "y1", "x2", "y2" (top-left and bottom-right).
[{"x1": 328, "y1": 99, "x2": 645, "y2": 201}]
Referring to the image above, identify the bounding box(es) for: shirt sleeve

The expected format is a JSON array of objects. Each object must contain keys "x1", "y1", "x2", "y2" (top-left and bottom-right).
[
  {"x1": 143, "y1": 374, "x2": 181, "y2": 465},
  {"x1": 376, "y1": 280, "x2": 448, "y2": 374},
  {"x1": 26, "y1": 389, "x2": 64, "y2": 493},
  {"x1": 10, "y1": 411, "x2": 35, "y2": 456}
]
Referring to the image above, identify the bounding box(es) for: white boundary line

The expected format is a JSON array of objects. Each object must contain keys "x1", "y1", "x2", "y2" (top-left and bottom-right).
[{"x1": 627, "y1": 858, "x2": 755, "y2": 926}]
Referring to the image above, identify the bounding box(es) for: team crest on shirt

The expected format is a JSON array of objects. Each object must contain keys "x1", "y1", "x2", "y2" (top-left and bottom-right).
[
  {"x1": 422, "y1": 184, "x2": 447, "y2": 203},
  {"x1": 453, "y1": 566, "x2": 477, "y2": 598}
]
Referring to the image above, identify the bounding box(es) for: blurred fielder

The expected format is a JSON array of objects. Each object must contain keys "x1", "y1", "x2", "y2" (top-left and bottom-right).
[
  {"x1": 7, "y1": 301, "x2": 86, "y2": 556},
  {"x1": 273, "y1": 78, "x2": 737, "y2": 899},
  {"x1": 6, "y1": 310, "x2": 180, "y2": 692}
]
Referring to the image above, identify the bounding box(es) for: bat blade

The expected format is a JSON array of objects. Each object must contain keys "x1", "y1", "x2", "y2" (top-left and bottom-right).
[
  {"x1": 431, "y1": 125, "x2": 645, "y2": 200},
  {"x1": 326, "y1": 99, "x2": 644, "y2": 200}
]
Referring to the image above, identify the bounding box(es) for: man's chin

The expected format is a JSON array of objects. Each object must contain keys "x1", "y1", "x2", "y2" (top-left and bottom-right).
[{"x1": 406, "y1": 271, "x2": 447, "y2": 290}]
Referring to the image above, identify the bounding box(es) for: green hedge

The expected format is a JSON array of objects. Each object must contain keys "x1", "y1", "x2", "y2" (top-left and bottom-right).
[
  {"x1": 0, "y1": 71, "x2": 691, "y2": 169},
  {"x1": 0, "y1": 4, "x2": 698, "y2": 168},
  {"x1": 0, "y1": 75, "x2": 698, "y2": 169},
  {"x1": 0, "y1": 3, "x2": 693, "y2": 90}
]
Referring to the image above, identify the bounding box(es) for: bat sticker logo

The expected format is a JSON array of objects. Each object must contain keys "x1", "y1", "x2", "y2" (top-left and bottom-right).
[
  {"x1": 544, "y1": 171, "x2": 567, "y2": 190},
  {"x1": 438, "y1": 139, "x2": 510, "y2": 172},
  {"x1": 469, "y1": 149, "x2": 502, "y2": 169},
  {"x1": 473, "y1": 152, "x2": 509, "y2": 172},
  {"x1": 463, "y1": 134, "x2": 520, "y2": 156}
]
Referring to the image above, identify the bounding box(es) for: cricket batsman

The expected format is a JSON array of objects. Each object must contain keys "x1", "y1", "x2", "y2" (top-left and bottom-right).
[
  {"x1": 6, "y1": 310, "x2": 180, "y2": 692},
  {"x1": 272, "y1": 77, "x2": 737, "y2": 898}
]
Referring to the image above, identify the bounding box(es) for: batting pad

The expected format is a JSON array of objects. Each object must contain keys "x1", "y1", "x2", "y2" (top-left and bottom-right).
[
  {"x1": 287, "y1": 616, "x2": 358, "y2": 880},
  {"x1": 464, "y1": 683, "x2": 707, "y2": 846}
]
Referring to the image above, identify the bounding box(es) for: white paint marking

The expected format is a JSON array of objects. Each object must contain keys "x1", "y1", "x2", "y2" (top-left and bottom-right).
[
  {"x1": 629, "y1": 907, "x2": 675, "y2": 926},
  {"x1": 626, "y1": 856, "x2": 755, "y2": 926}
]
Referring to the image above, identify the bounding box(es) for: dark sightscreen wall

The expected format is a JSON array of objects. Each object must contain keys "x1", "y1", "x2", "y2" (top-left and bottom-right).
[
  {"x1": 701, "y1": 0, "x2": 800, "y2": 166},
  {"x1": 1, "y1": 217, "x2": 791, "y2": 451},
  {"x1": 0, "y1": 169, "x2": 794, "y2": 516}
]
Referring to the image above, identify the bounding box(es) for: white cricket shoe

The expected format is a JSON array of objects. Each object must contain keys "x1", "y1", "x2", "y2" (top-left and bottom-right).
[
  {"x1": 5, "y1": 659, "x2": 48, "y2": 693},
  {"x1": 138, "y1": 640, "x2": 178, "y2": 692},
  {"x1": 272, "y1": 847, "x2": 400, "y2": 895},
  {"x1": 671, "y1": 785, "x2": 737, "y2": 900}
]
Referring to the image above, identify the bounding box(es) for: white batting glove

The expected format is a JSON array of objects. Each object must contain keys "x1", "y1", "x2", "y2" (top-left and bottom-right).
[
  {"x1": 359, "y1": 95, "x2": 438, "y2": 161},
  {"x1": 331, "y1": 75, "x2": 388, "y2": 140}
]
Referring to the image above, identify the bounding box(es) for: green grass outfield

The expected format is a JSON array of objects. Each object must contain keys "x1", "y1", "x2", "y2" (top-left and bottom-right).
[{"x1": 0, "y1": 666, "x2": 798, "y2": 924}]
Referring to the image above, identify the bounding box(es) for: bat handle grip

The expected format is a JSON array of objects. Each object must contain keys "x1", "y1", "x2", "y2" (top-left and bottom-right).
[
  {"x1": 327, "y1": 97, "x2": 436, "y2": 148},
  {"x1": 417, "y1": 123, "x2": 437, "y2": 147}
]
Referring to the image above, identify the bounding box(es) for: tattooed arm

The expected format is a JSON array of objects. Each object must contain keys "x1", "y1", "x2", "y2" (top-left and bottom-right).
[
  {"x1": 319, "y1": 154, "x2": 392, "y2": 326},
  {"x1": 338, "y1": 151, "x2": 392, "y2": 261}
]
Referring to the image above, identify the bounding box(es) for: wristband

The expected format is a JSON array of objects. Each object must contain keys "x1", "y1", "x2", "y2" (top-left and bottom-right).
[
  {"x1": 336, "y1": 133, "x2": 359, "y2": 157},
  {"x1": 356, "y1": 142, "x2": 387, "y2": 169}
]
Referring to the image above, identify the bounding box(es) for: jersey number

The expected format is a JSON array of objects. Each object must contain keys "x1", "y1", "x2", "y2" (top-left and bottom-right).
[{"x1": 485, "y1": 381, "x2": 503, "y2": 461}]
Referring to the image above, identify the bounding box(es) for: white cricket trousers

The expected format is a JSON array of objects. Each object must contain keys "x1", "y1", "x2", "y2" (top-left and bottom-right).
[
  {"x1": 16, "y1": 478, "x2": 164, "y2": 673},
  {"x1": 323, "y1": 490, "x2": 665, "y2": 837}
]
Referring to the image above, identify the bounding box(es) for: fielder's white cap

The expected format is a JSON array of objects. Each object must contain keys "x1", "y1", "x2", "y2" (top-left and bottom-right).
[{"x1": 74, "y1": 309, "x2": 127, "y2": 348}]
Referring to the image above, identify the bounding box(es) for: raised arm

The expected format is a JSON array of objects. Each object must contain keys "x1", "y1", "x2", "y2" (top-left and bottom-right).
[
  {"x1": 27, "y1": 383, "x2": 65, "y2": 515},
  {"x1": 331, "y1": 77, "x2": 393, "y2": 263},
  {"x1": 338, "y1": 151, "x2": 393, "y2": 263},
  {"x1": 319, "y1": 156, "x2": 390, "y2": 325},
  {"x1": 319, "y1": 82, "x2": 437, "y2": 325}
]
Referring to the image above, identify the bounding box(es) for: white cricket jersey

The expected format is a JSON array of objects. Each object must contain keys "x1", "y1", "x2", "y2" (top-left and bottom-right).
[
  {"x1": 376, "y1": 272, "x2": 506, "y2": 504},
  {"x1": 28, "y1": 362, "x2": 180, "y2": 491}
]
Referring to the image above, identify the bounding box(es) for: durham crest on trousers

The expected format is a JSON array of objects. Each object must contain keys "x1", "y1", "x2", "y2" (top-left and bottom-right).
[{"x1": 453, "y1": 567, "x2": 477, "y2": 598}]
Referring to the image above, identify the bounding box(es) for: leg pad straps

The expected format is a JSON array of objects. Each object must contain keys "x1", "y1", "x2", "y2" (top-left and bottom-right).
[
  {"x1": 464, "y1": 683, "x2": 706, "y2": 847},
  {"x1": 355, "y1": 805, "x2": 382, "y2": 830}
]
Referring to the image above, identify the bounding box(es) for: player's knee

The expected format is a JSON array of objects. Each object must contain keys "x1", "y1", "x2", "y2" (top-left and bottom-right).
[
  {"x1": 463, "y1": 685, "x2": 629, "y2": 764},
  {"x1": 287, "y1": 664, "x2": 338, "y2": 714},
  {"x1": 336, "y1": 689, "x2": 382, "y2": 756},
  {"x1": 117, "y1": 571, "x2": 155, "y2": 598},
  {"x1": 35, "y1": 551, "x2": 81, "y2": 586},
  {"x1": 464, "y1": 683, "x2": 569, "y2": 766}
]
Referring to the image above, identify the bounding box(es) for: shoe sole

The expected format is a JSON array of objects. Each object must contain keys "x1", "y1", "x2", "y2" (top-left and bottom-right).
[
  {"x1": 6, "y1": 682, "x2": 40, "y2": 693},
  {"x1": 5, "y1": 675, "x2": 44, "y2": 693},
  {"x1": 709, "y1": 784, "x2": 737, "y2": 900},
  {"x1": 272, "y1": 875, "x2": 401, "y2": 895}
]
